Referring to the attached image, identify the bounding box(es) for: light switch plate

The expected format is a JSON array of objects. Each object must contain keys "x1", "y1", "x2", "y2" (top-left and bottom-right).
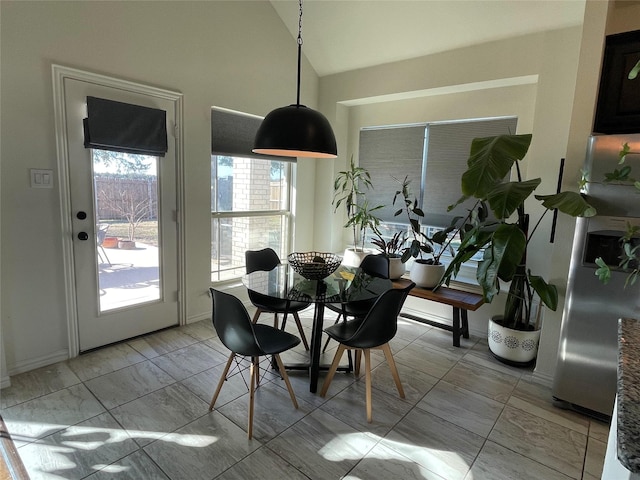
[{"x1": 30, "y1": 169, "x2": 53, "y2": 188}]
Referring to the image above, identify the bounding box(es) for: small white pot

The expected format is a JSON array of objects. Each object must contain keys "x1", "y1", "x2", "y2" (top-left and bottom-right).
[
  {"x1": 342, "y1": 248, "x2": 370, "y2": 268},
  {"x1": 488, "y1": 316, "x2": 541, "y2": 365},
  {"x1": 409, "y1": 261, "x2": 445, "y2": 288},
  {"x1": 388, "y1": 256, "x2": 406, "y2": 280}
]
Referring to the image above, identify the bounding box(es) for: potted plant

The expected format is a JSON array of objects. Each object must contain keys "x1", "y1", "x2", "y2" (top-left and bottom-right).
[
  {"x1": 392, "y1": 176, "x2": 461, "y2": 287},
  {"x1": 439, "y1": 134, "x2": 596, "y2": 365},
  {"x1": 371, "y1": 228, "x2": 407, "y2": 279},
  {"x1": 333, "y1": 155, "x2": 383, "y2": 267}
]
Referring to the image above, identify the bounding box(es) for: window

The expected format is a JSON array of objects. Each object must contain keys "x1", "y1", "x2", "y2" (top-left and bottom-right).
[
  {"x1": 211, "y1": 108, "x2": 293, "y2": 282},
  {"x1": 359, "y1": 117, "x2": 518, "y2": 277}
]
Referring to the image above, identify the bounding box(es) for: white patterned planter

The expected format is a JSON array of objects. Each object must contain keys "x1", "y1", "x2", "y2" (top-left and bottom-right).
[{"x1": 488, "y1": 316, "x2": 541, "y2": 365}]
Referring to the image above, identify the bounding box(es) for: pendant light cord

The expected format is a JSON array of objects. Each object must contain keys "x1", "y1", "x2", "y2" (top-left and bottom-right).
[{"x1": 296, "y1": 0, "x2": 303, "y2": 107}]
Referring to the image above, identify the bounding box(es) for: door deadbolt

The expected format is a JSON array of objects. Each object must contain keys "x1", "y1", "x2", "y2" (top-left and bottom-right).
[
  {"x1": 76, "y1": 211, "x2": 87, "y2": 220},
  {"x1": 77, "y1": 232, "x2": 89, "y2": 241}
]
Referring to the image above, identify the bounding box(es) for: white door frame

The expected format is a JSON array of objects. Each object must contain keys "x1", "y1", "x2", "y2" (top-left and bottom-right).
[{"x1": 52, "y1": 65, "x2": 186, "y2": 357}]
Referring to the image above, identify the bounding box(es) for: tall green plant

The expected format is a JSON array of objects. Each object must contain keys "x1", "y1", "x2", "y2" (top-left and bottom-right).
[
  {"x1": 440, "y1": 134, "x2": 596, "y2": 330},
  {"x1": 333, "y1": 155, "x2": 382, "y2": 251}
]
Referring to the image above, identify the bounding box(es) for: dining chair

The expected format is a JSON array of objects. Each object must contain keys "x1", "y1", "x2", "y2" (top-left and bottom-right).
[
  {"x1": 322, "y1": 253, "x2": 390, "y2": 353},
  {"x1": 319, "y1": 282, "x2": 415, "y2": 422},
  {"x1": 245, "y1": 248, "x2": 309, "y2": 350},
  {"x1": 208, "y1": 288, "x2": 300, "y2": 439}
]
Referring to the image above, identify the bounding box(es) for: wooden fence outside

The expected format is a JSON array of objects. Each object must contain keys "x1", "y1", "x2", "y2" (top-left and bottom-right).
[{"x1": 94, "y1": 175, "x2": 157, "y2": 221}]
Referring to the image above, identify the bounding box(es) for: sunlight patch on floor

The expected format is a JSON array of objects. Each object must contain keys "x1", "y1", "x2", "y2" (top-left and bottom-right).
[{"x1": 320, "y1": 432, "x2": 471, "y2": 478}]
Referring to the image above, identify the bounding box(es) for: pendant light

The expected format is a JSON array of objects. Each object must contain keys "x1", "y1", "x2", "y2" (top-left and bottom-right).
[{"x1": 253, "y1": 0, "x2": 337, "y2": 159}]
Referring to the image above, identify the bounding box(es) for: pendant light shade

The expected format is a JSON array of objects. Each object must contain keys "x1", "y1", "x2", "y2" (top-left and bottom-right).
[
  {"x1": 253, "y1": 0, "x2": 337, "y2": 159},
  {"x1": 253, "y1": 104, "x2": 337, "y2": 158}
]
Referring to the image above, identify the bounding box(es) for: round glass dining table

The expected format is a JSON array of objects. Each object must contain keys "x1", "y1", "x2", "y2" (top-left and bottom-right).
[{"x1": 242, "y1": 263, "x2": 392, "y2": 393}]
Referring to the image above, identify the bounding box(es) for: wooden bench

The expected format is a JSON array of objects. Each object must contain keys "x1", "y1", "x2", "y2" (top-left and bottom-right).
[{"x1": 393, "y1": 278, "x2": 484, "y2": 347}]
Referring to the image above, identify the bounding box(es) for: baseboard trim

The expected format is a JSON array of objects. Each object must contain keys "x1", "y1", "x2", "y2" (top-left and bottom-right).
[
  {"x1": 187, "y1": 312, "x2": 211, "y2": 324},
  {"x1": 0, "y1": 376, "x2": 10, "y2": 389},
  {"x1": 7, "y1": 349, "x2": 69, "y2": 377}
]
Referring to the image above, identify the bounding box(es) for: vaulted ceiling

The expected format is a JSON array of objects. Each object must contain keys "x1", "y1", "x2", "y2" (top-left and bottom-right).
[{"x1": 269, "y1": 0, "x2": 588, "y2": 77}]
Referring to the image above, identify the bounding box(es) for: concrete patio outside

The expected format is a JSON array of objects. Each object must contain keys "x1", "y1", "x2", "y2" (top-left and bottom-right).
[{"x1": 98, "y1": 241, "x2": 160, "y2": 312}]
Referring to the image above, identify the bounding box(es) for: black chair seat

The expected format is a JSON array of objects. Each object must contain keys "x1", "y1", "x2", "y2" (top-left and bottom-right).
[
  {"x1": 324, "y1": 318, "x2": 364, "y2": 345},
  {"x1": 253, "y1": 324, "x2": 301, "y2": 354},
  {"x1": 326, "y1": 299, "x2": 372, "y2": 319},
  {"x1": 248, "y1": 291, "x2": 309, "y2": 314}
]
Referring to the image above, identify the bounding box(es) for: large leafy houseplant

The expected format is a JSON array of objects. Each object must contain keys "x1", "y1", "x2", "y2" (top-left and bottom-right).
[
  {"x1": 333, "y1": 155, "x2": 383, "y2": 252},
  {"x1": 439, "y1": 134, "x2": 596, "y2": 331}
]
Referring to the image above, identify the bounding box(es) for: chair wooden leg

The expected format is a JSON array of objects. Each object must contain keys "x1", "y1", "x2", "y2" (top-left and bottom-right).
[
  {"x1": 292, "y1": 312, "x2": 309, "y2": 350},
  {"x1": 273, "y1": 313, "x2": 279, "y2": 329},
  {"x1": 210, "y1": 352, "x2": 235, "y2": 411},
  {"x1": 363, "y1": 349, "x2": 373, "y2": 423},
  {"x1": 248, "y1": 356, "x2": 258, "y2": 439},
  {"x1": 273, "y1": 354, "x2": 298, "y2": 409},
  {"x1": 381, "y1": 343, "x2": 405, "y2": 399},
  {"x1": 251, "y1": 308, "x2": 263, "y2": 324},
  {"x1": 320, "y1": 343, "x2": 346, "y2": 397}
]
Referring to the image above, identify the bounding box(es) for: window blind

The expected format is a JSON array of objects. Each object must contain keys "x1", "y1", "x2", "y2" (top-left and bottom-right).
[
  {"x1": 211, "y1": 107, "x2": 293, "y2": 162},
  {"x1": 359, "y1": 126, "x2": 425, "y2": 223},
  {"x1": 423, "y1": 118, "x2": 518, "y2": 226},
  {"x1": 359, "y1": 117, "x2": 518, "y2": 228},
  {"x1": 83, "y1": 96, "x2": 168, "y2": 157}
]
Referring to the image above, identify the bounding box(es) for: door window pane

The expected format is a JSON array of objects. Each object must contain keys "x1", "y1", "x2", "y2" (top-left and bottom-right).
[{"x1": 93, "y1": 150, "x2": 161, "y2": 311}]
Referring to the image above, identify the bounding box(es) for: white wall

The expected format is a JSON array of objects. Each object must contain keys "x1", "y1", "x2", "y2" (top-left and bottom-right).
[{"x1": 0, "y1": 1, "x2": 321, "y2": 374}]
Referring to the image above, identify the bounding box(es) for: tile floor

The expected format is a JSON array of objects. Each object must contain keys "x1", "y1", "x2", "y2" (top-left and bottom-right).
[{"x1": 0, "y1": 305, "x2": 609, "y2": 480}]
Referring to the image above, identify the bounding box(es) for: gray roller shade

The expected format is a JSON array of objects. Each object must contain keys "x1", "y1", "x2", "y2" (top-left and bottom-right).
[
  {"x1": 83, "y1": 96, "x2": 168, "y2": 157},
  {"x1": 423, "y1": 117, "x2": 517, "y2": 227},
  {"x1": 359, "y1": 117, "x2": 518, "y2": 228},
  {"x1": 211, "y1": 107, "x2": 293, "y2": 162},
  {"x1": 359, "y1": 126, "x2": 425, "y2": 223}
]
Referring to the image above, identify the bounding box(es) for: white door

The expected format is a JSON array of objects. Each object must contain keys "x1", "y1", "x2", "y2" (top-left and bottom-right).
[{"x1": 62, "y1": 76, "x2": 180, "y2": 351}]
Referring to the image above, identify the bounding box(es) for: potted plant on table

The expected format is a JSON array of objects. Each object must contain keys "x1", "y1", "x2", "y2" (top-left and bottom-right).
[
  {"x1": 371, "y1": 228, "x2": 407, "y2": 279},
  {"x1": 333, "y1": 155, "x2": 383, "y2": 267},
  {"x1": 439, "y1": 134, "x2": 596, "y2": 365},
  {"x1": 392, "y1": 176, "x2": 462, "y2": 288}
]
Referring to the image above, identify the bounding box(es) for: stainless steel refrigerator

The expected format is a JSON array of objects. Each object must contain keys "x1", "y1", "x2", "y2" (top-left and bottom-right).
[{"x1": 552, "y1": 134, "x2": 640, "y2": 419}]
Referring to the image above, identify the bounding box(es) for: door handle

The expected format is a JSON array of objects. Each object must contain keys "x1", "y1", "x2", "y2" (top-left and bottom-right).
[{"x1": 78, "y1": 232, "x2": 89, "y2": 241}]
